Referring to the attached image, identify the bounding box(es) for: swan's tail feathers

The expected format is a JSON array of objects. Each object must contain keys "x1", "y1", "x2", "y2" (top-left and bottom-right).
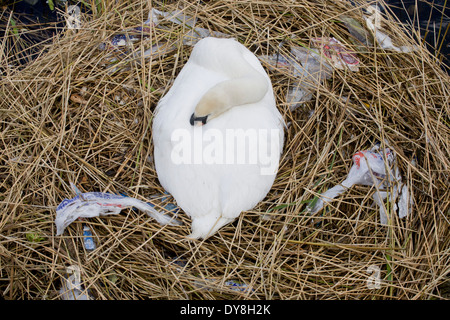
[{"x1": 187, "y1": 215, "x2": 234, "y2": 240}]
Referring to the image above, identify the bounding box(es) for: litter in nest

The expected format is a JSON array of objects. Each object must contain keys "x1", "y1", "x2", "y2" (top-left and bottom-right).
[
  {"x1": 309, "y1": 142, "x2": 413, "y2": 225},
  {"x1": 54, "y1": 183, "x2": 181, "y2": 236}
]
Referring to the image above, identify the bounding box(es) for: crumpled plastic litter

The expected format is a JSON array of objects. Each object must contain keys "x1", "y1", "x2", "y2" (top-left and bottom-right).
[
  {"x1": 109, "y1": 26, "x2": 152, "y2": 47},
  {"x1": 149, "y1": 8, "x2": 197, "y2": 29},
  {"x1": 99, "y1": 8, "x2": 229, "y2": 71},
  {"x1": 59, "y1": 265, "x2": 92, "y2": 300},
  {"x1": 83, "y1": 225, "x2": 96, "y2": 251},
  {"x1": 309, "y1": 143, "x2": 412, "y2": 225},
  {"x1": 98, "y1": 10, "x2": 156, "y2": 51},
  {"x1": 340, "y1": 15, "x2": 373, "y2": 46},
  {"x1": 66, "y1": 5, "x2": 81, "y2": 30},
  {"x1": 364, "y1": 5, "x2": 418, "y2": 53},
  {"x1": 259, "y1": 45, "x2": 331, "y2": 110},
  {"x1": 54, "y1": 183, "x2": 181, "y2": 236},
  {"x1": 311, "y1": 37, "x2": 360, "y2": 72},
  {"x1": 259, "y1": 37, "x2": 358, "y2": 110},
  {"x1": 149, "y1": 8, "x2": 229, "y2": 46},
  {"x1": 100, "y1": 8, "x2": 228, "y2": 51}
]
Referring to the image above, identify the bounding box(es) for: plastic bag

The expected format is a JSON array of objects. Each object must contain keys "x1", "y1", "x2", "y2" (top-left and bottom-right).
[
  {"x1": 100, "y1": 8, "x2": 228, "y2": 68},
  {"x1": 59, "y1": 265, "x2": 91, "y2": 300},
  {"x1": 149, "y1": 8, "x2": 197, "y2": 29},
  {"x1": 311, "y1": 37, "x2": 360, "y2": 72},
  {"x1": 149, "y1": 8, "x2": 229, "y2": 46},
  {"x1": 340, "y1": 15, "x2": 373, "y2": 46},
  {"x1": 66, "y1": 5, "x2": 81, "y2": 30},
  {"x1": 309, "y1": 143, "x2": 412, "y2": 224},
  {"x1": 364, "y1": 5, "x2": 418, "y2": 53},
  {"x1": 259, "y1": 44, "x2": 333, "y2": 110},
  {"x1": 55, "y1": 184, "x2": 181, "y2": 236}
]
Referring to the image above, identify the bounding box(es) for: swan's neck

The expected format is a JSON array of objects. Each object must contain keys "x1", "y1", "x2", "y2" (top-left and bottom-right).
[{"x1": 194, "y1": 74, "x2": 268, "y2": 122}]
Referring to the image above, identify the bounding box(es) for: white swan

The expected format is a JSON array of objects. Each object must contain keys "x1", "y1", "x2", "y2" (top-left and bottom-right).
[{"x1": 152, "y1": 37, "x2": 284, "y2": 239}]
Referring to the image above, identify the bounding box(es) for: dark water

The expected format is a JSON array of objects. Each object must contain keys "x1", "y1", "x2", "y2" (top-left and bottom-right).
[
  {"x1": 0, "y1": 0, "x2": 67, "y2": 66},
  {"x1": 385, "y1": 0, "x2": 450, "y2": 71},
  {"x1": 5, "y1": 0, "x2": 63, "y2": 22},
  {"x1": 1, "y1": 0, "x2": 449, "y2": 71}
]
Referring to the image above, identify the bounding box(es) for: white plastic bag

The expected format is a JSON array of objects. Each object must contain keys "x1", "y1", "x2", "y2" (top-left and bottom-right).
[
  {"x1": 59, "y1": 265, "x2": 91, "y2": 300},
  {"x1": 55, "y1": 184, "x2": 181, "y2": 235},
  {"x1": 364, "y1": 5, "x2": 418, "y2": 53},
  {"x1": 309, "y1": 143, "x2": 412, "y2": 224}
]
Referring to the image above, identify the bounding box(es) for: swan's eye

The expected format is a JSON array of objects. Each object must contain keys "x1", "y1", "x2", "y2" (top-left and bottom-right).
[{"x1": 190, "y1": 113, "x2": 209, "y2": 126}]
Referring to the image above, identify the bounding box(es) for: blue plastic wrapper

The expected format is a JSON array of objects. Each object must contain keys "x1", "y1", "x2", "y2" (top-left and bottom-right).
[{"x1": 83, "y1": 225, "x2": 96, "y2": 251}]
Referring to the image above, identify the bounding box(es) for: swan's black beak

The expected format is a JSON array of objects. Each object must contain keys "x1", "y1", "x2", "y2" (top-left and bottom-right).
[{"x1": 190, "y1": 113, "x2": 208, "y2": 126}]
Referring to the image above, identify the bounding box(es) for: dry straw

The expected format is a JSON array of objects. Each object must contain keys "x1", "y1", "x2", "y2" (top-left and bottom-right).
[{"x1": 0, "y1": 0, "x2": 449, "y2": 299}]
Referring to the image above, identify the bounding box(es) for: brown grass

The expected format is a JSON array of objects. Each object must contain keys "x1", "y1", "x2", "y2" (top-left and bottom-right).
[{"x1": 0, "y1": 0, "x2": 449, "y2": 299}]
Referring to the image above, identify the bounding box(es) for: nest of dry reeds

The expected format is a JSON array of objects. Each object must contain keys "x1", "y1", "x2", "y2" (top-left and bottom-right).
[{"x1": 0, "y1": 0, "x2": 449, "y2": 300}]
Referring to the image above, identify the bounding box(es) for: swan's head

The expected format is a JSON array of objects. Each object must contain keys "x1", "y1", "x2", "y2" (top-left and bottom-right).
[{"x1": 189, "y1": 91, "x2": 228, "y2": 126}]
